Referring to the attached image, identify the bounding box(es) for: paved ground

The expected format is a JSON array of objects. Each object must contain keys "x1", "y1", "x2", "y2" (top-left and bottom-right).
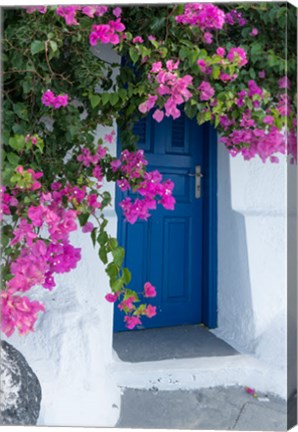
[
  {"x1": 113, "y1": 325, "x2": 237, "y2": 362},
  {"x1": 116, "y1": 385, "x2": 294, "y2": 430}
]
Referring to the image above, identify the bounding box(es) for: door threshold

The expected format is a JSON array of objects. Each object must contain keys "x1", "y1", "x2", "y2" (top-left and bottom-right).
[{"x1": 113, "y1": 324, "x2": 237, "y2": 363}]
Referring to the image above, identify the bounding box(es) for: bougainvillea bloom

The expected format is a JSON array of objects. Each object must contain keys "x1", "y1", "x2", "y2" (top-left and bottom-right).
[
  {"x1": 227, "y1": 47, "x2": 248, "y2": 67},
  {"x1": 176, "y1": 3, "x2": 225, "y2": 30},
  {"x1": 144, "y1": 282, "x2": 157, "y2": 297},
  {"x1": 124, "y1": 315, "x2": 142, "y2": 329}
]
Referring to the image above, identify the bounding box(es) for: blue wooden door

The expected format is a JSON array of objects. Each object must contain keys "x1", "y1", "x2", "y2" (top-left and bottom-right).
[{"x1": 114, "y1": 113, "x2": 214, "y2": 331}]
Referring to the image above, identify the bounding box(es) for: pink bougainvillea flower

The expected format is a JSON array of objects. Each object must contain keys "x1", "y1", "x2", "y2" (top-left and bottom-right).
[
  {"x1": 117, "y1": 179, "x2": 130, "y2": 191},
  {"x1": 124, "y1": 315, "x2": 142, "y2": 329},
  {"x1": 82, "y1": 222, "x2": 94, "y2": 233},
  {"x1": 151, "y1": 61, "x2": 162, "y2": 73},
  {"x1": 270, "y1": 156, "x2": 279, "y2": 163},
  {"x1": 197, "y1": 59, "x2": 207, "y2": 73},
  {"x1": 278, "y1": 76, "x2": 290, "y2": 89},
  {"x1": 216, "y1": 47, "x2": 225, "y2": 57},
  {"x1": 198, "y1": 81, "x2": 215, "y2": 101},
  {"x1": 259, "y1": 70, "x2": 266, "y2": 79},
  {"x1": 245, "y1": 386, "x2": 257, "y2": 397},
  {"x1": 95, "y1": 6, "x2": 109, "y2": 17},
  {"x1": 28, "y1": 205, "x2": 46, "y2": 227},
  {"x1": 132, "y1": 36, "x2": 144, "y2": 44},
  {"x1": 148, "y1": 35, "x2": 156, "y2": 41},
  {"x1": 227, "y1": 47, "x2": 248, "y2": 67},
  {"x1": 112, "y1": 7, "x2": 122, "y2": 17},
  {"x1": 41, "y1": 90, "x2": 56, "y2": 107},
  {"x1": 81, "y1": 6, "x2": 97, "y2": 18},
  {"x1": 26, "y1": 6, "x2": 47, "y2": 14},
  {"x1": 56, "y1": 6, "x2": 79, "y2": 26},
  {"x1": 1, "y1": 291, "x2": 45, "y2": 337},
  {"x1": 263, "y1": 115, "x2": 274, "y2": 125},
  {"x1": 144, "y1": 282, "x2": 157, "y2": 298},
  {"x1": 166, "y1": 59, "x2": 180, "y2": 71},
  {"x1": 104, "y1": 130, "x2": 116, "y2": 143},
  {"x1": 52, "y1": 94, "x2": 69, "y2": 109},
  {"x1": 203, "y1": 32, "x2": 213, "y2": 44},
  {"x1": 250, "y1": 27, "x2": 259, "y2": 36},
  {"x1": 153, "y1": 109, "x2": 164, "y2": 123},
  {"x1": 138, "y1": 94, "x2": 157, "y2": 114},
  {"x1": 145, "y1": 304, "x2": 157, "y2": 318},
  {"x1": 111, "y1": 159, "x2": 121, "y2": 171},
  {"x1": 105, "y1": 293, "x2": 118, "y2": 303}
]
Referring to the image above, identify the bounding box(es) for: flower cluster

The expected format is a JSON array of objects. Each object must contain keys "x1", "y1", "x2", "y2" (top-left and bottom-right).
[
  {"x1": 42, "y1": 90, "x2": 69, "y2": 109},
  {"x1": 175, "y1": 3, "x2": 225, "y2": 30},
  {"x1": 55, "y1": 5, "x2": 109, "y2": 26},
  {"x1": 111, "y1": 149, "x2": 175, "y2": 224},
  {"x1": 26, "y1": 6, "x2": 47, "y2": 14},
  {"x1": 106, "y1": 281, "x2": 157, "y2": 329},
  {"x1": 139, "y1": 60, "x2": 193, "y2": 121},
  {"x1": 225, "y1": 9, "x2": 247, "y2": 27},
  {"x1": 217, "y1": 78, "x2": 294, "y2": 162},
  {"x1": 89, "y1": 19, "x2": 125, "y2": 46}
]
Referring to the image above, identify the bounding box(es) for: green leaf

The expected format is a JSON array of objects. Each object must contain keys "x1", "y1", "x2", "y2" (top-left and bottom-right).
[
  {"x1": 89, "y1": 94, "x2": 101, "y2": 109},
  {"x1": 99, "y1": 246, "x2": 108, "y2": 264},
  {"x1": 13, "y1": 103, "x2": 28, "y2": 121},
  {"x1": 1, "y1": 235, "x2": 10, "y2": 249},
  {"x1": 118, "y1": 88, "x2": 127, "y2": 101},
  {"x1": 110, "y1": 93, "x2": 119, "y2": 106},
  {"x1": 49, "y1": 40, "x2": 58, "y2": 52},
  {"x1": 78, "y1": 213, "x2": 89, "y2": 226},
  {"x1": 122, "y1": 268, "x2": 131, "y2": 285},
  {"x1": 97, "y1": 230, "x2": 108, "y2": 245},
  {"x1": 91, "y1": 228, "x2": 97, "y2": 247},
  {"x1": 159, "y1": 47, "x2": 168, "y2": 58},
  {"x1": 6, "y1": 152, "x2": 20, "y2": 166},
  {"x1": 8, "y1": 135, "x2": 25, "y2": 152},
  {"x1": 212, "y1": 65, "x2": 220, "y2": 79},
  {"x1": 30, "y1": 40, "x2": 44, "y2": 55},
  {"x1": 112, "y1": 246, "x2": 125, "y2": 266},
  {"x1": 101, "y1": 93, "x2": 110, "y2": 105},
  {"x1": 129, "y1": 47, "x2": 139, "y2": 64},
  {"x1": 111, "y1": 278, "x2": 124, "y2": 292},
  {"x1": 109, "y1": 237, "x2": 118, "y2": 250},
  {"x1": 100, "y1": 218, "x2": 108, "y2": 230},
  {"x1": 250, "y1": 43, "x2": 262, "y2": 56},
  {"x1": 106, "y1": 262, "x2": 119, "y2": 279}
]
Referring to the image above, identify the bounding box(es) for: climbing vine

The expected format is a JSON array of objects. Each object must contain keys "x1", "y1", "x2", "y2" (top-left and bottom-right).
[{"x1": 1, "y1": 3, "x2": 297, "y2": 336}]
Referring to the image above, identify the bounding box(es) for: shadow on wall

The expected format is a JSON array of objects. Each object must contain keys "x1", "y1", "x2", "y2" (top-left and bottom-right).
[{"x1": 213, "y1": 142, "x2": 256, "y2": 354}]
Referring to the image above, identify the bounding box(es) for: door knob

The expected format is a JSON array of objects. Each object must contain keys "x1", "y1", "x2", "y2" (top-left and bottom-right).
[{"x1": 187, "y1": 165, "x2": 202, "y2": 198}]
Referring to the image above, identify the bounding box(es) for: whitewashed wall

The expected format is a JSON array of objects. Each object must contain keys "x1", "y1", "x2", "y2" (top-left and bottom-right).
[
  {"x1": 2, "y1": 123, "x2": 121, "y2": 426},
  {"x1": 1, "y1": 46, "x2": 122, "y2": 427},
  {"x1": 214, "y1": 141, "x2": 289, "y2": 396}
]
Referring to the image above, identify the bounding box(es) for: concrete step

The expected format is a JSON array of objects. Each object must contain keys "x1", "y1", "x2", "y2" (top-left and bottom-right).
[{"x1": 116, "y1": 386, "x2": 288, "y2": 430}]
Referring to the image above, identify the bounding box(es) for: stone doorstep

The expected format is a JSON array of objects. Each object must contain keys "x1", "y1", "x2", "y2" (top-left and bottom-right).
[
  {"x1": 109, "y1": 353, "x2": 287, "y2": 399},
  {"x1": 115, "y1": 387, "x2": 288, "y2": 431}
]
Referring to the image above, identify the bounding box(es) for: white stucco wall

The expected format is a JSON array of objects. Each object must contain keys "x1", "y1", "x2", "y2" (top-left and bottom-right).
[
  {"x1": 213, "y1": 141, "x2": 290, "y2": 397},
  {"x1": 1, "y1": 45, "x2": 122, "y2": 427},
  {"x1": 2, "y1": 123, "x2": 121, "y2": 426}
]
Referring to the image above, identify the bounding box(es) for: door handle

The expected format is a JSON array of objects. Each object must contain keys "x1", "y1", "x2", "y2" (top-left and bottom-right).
[{"x1": 187, "y1": 165, "x2": 203, "y2": 198}]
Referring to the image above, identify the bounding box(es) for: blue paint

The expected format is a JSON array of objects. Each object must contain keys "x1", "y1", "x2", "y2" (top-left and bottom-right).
[{"x1": 114, "y1": 114, "x2": 217, "y2": 332}]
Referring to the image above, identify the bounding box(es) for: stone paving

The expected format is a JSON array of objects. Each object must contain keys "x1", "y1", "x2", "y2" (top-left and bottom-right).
[{"x1": 116, "y1": 385, "x2": 295, "y2": 431}]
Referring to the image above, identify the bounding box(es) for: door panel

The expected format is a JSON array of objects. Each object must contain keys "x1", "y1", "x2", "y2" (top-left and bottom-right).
[{"x1": 114, "y1": 112, "x2": 205, "y2": 331}]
